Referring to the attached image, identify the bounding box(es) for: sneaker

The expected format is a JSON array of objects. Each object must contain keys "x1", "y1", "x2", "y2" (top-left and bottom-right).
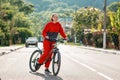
[
  {"x1": 35, "y1": 63, "x2": 41, "y2": 71},
  {"x1": 45, "y1": 69, "x2": 51, "y2": 73}
]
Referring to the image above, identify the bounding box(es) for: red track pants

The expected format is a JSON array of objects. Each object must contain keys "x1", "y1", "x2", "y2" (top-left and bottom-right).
[{"x1": 38, "y1": 40, "x2": 55, "y2": 69}]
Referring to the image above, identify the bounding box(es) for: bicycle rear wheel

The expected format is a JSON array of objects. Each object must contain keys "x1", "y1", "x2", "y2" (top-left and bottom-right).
[
  {"x1": 29, "y1": 50, "x2": 42, "y2": 72},
  {"x1": 52, "y1": 52, "x2": 61, "y2": 76}
]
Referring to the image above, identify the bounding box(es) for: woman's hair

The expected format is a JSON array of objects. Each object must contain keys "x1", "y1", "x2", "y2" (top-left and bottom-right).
[{"x1": 51, "y1": 13, "x2": 58, "y2": 21}]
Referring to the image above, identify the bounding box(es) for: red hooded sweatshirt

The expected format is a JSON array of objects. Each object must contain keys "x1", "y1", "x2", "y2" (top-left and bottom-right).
[{"x1": 42, "y1": 22, "x2": 66, "y2": 41}]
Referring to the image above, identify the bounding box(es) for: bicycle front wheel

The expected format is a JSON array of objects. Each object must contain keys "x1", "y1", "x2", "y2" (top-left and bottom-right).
[
  {"x1": 52, "y1": 52, "x2": 61, "y2": 76},
  {"x1": 29, "y1": 50, "x2": 42, "y2": 72}
]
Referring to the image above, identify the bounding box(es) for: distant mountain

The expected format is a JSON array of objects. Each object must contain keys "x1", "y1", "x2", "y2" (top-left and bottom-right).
[{"x1": 26, "y1": 0, "x2": 120, "y2": 12}]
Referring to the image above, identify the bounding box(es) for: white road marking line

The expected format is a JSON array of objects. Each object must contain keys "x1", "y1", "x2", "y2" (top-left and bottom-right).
[
  {"x1": 62, "y1": 54, "x2": 113, "y2": 80},
  {"x1": 97, "y1": 72, "x2": 113, "y2": 80},
  {"x1": 79, "y1": 63, "x2": 96, "y2": 72}
]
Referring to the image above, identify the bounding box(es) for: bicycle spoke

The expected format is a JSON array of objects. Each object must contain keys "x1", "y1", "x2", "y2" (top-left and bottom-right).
[
  {"x1": 52, "y1": 52, "x2": 61, "y2": 76},
  {"x1": 32, "y1": 59, "x2": 36, "y2": 63},
  {"x1": 29, "y1": 50, "x2": 42, "y2": 72}
]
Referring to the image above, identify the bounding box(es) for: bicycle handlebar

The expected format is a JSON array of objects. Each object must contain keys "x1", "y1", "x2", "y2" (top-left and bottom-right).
[
  {"x1": 45, "y1": 38, "x2": 67, "y2": 42},
  {"x1": 54, "y1": 38, "x2": 67, "y2": 42}
]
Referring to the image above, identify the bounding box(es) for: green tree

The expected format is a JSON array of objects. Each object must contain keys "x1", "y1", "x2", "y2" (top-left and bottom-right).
[
  {"x1": 14, "y1": 12, "x2": 32, "y2": 28},
  {"x1": 108, "y1": 2, "x2": 120, "y2": 12},
  {"x1": 72, "y1": 7, "x2": 102, "y2": 41},
  {"x1": 17, "y1": 28, "x2": 33, "y2": 43},
  {"x1": 19, "y1": 3, "x2": 34, "y2": 14},
  {"x1": 115, "y1": 8, "x2": 120, "y2": 49},
  {"x1": 0, "y1": 0, "x2": 34, "y2": 46},
  {"x1": 109, "y1": 8, "x2": 120, "y2": 49}
]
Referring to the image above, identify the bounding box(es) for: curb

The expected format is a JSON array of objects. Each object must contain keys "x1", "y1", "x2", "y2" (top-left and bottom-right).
[
  {"x1": 79, "y1": 46, "x2": 120, "y2": 55},
  {"x1": 0, "y1": 46, "x2": 24, "y2": 56}
]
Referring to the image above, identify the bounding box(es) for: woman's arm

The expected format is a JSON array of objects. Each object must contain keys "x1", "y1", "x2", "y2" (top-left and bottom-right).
[
  {"x1": 59, "y1": 23, "x2": 67, "y2": 39},
  {"x1": 42, "y1": 23, "x2": 49, "y2": 39}
]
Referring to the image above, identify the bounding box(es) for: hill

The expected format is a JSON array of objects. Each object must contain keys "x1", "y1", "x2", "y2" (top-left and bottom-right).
[{"x1": 26, "y1": 0, "x2": 120, "y2": 12}]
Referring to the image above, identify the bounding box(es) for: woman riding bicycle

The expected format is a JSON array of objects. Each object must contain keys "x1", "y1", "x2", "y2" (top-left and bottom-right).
[{"x1": 35, "y1": 13, "x2": 67, "y2": 73}]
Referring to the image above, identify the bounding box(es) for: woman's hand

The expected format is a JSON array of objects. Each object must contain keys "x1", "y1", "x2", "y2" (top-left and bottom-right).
[
  {"x1": 45, "y1": 36, "x2": 49, "y2": 39},
  {"x1": 64, "y1": 37, "x2": 68, "y2": 41}
]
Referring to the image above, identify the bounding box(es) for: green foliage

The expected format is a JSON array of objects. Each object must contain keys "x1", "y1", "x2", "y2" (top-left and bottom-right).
[
  {"x1": 72, "y1": 7, "x2": 102, "y2": 41},
  {"x1": 93, "y1": 33, "x2": 103, "y2": 48},
  {"x1": 85, "y1": 33, "x2": 112, "y2": 48},
  {"x1": 17, "y1": 28, "x2": 33, "y2": 43},
  {"x1": 116, "y1": 8, "x2": 120, "y2": 31},
  {"x1": 73, "y1": 7, "x2": 102, "y2": 28},
  {"x1": 0, "y1": 29, "x2": 4, "y2": 37},
  {"x1": 109, "y1": 7, "x2": 120, "y2": 34},
  {"x1": 28, "y1": 11, "x2": 52, "y2": 37},
  {"x1": 0, "y1": 31, "x2": 10, "y2": 46},
  {"x1": 14, "y1": 13, "x2": 32, "y2": 28},
  {"x1": 85, "y1": 33, "x2": 93, "y2": 45},
  {"x1": 27, "y1": 0, "x2": 119, "y2": 11},
  {"x1": 10, "y1": 0, "x2": 24, "y2": 7},
  {"x1": 19, "y1": 3, "x2": 34, "y2": 14},
  {"x1": 0, "y1": 0, "x2": 34, "y2": 46},
  {"x1": 108, "y1": 2, "x2": 120, "y2": 12},
  {"x1": 111, "y1": 33, "x2": 119, "y2": 49},
  {"x1": 2, "y1": 10, "x2": 14, "y2": 21}
]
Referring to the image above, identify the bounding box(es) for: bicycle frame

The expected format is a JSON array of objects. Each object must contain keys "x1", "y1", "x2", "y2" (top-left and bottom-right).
[
  {"x1": 29, "y1": 39, "x2": 64, "y2": 75},
  {"x1": 44, "y1": 42, "x2": 59, "y2": 64}
]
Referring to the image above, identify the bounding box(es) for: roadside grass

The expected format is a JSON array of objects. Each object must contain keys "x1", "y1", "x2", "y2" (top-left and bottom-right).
[
  {"x1": 0, "y1": 44, "x2": 24, "y2": 48},
  {"x1": 63, "y1": 42, "x2": 82, "y2": 46},
  {"x1": 15, "y1": 44, "x2": 25, "y2": 46}
]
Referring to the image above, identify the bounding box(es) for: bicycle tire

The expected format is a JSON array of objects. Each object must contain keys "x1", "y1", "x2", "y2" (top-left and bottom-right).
[
  {"x1": 29, "y1": 50, "x2": 42, "y2": 72},
  {"x1": 52, "y1": 51, "x2": 61, "y2": 76}
]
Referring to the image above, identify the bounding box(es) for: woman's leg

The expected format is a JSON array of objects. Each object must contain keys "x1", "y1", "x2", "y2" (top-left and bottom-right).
[
  {"x1": 38, "y1": 40, "x2": 51, "y2": 64},
  {"x1": 44, "y1": 52, "x2": 52, "y2": 69},
  {"x1": 45, "y1": 42, "x2": 55, "y2": 69}
]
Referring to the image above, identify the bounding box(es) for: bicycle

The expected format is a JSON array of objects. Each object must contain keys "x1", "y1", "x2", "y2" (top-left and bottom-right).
[{"x1": 29, "y1": 39, "x2": 65, "y2": 76}]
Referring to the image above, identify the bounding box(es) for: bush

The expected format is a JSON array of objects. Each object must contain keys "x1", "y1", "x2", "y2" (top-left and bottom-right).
[
  {"x1": 0, "y1": 33, "x2": 10, "y2": 46},
  {"x1": 17, "y1": 28, "x2": 33, "y2": 43},
  {"x1": 92, "y1": 33, "x2": 103, "y2": 48},
  {"x1": 84, "y1": 32, "x2": 115, "y2": 48},
  {"x1": 86, "y1": 33, "x2": 93, "y2": 45},
  {"x1": 111, "y1": 33, "x2": 119, "y2": 49}
]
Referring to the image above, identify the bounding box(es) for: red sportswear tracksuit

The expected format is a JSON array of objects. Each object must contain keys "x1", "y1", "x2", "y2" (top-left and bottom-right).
[{"x1": 38, "y1": 21, "x2": 66, "y2": 69}]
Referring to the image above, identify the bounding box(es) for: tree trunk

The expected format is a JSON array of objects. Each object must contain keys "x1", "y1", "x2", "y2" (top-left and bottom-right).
[{"x1": 9, "y1": 35, "x2": 12, "y2": 45}]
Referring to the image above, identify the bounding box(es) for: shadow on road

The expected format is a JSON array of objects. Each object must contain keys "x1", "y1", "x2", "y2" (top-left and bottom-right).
[{"x1": 29, "y1": 71, "x2": 63, "y2": 80}]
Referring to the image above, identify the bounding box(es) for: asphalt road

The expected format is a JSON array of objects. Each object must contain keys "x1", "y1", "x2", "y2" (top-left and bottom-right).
[{"x1": 0, "y1": 43, "x2": 120, "y2": 80}]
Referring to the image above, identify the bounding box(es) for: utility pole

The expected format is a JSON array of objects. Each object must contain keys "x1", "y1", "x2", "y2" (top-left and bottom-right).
[{"x1": 103, "y1": 0, "x2": 107, "y2": 49}]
